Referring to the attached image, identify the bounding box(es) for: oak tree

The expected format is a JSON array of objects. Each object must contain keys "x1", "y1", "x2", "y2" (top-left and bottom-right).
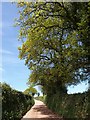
[{"x1": 16, "y1": 2, "x2": 90, "y2": 94}]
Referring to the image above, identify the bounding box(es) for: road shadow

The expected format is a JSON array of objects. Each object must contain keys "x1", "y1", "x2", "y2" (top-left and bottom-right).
[
  {"x1": 33, "y1": 104, "x2": 62, "y2": 120},
  {"x1": 21, "y1": 118, "x2": 62, "y2": 120},
  {"x1": 22, "y1": 118, "x2": 89, "y2": 120}
]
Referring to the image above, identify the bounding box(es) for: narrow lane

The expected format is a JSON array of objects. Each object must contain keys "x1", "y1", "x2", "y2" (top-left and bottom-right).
[{"x1": 21, "y1": 99, "x2": 63, "y2": 120}]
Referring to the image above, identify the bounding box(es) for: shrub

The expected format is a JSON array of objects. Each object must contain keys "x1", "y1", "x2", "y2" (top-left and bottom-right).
[
  {"x1": 2, "y1": 83, "x2": 34, "y2": 120},
  {"x1": 45, "y1": 91, "x2": 90, "y2": 119}
]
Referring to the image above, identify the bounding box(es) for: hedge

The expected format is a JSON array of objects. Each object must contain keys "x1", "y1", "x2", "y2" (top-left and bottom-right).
[
  {"x1": 2, "y1": 83, "x2": 34, "y2": 120},
  {"x1": 45, "y1": 90, "x2": 90, "y2": 119}
]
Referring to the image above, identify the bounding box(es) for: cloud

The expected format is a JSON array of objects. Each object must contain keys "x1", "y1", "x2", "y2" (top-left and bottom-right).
[
  {"x1": 3, "y1": 54, "x2": 24, "y2": 65},
  {"x1": 0, "y1": 49, "x2": 13, "y2": 55},
  {"x1": 0, "y1": 31, "x2": 2, "y2": 36},
  {"x1": 2, "y1": 20, "x2": 14, "y2": 28},
  {"x1": 0, "y1": 23, "x2": 2, "y2": 28},
  {"x1": 0, "y1": 49, "x2": 22, "y2": 65},
  {"x1": 0, "y1": 67, "x2": 4, "y2": 72},
  {"x1": 0, "y1": 21, "x2": 2, "y2": 36}
]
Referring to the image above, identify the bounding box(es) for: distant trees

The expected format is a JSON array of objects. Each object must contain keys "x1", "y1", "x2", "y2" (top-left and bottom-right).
[
  {"x1": 24, "y1": 84, "x2": 37, "y2": 96},
  {"x1": 16, "y1": 2, "x2": 90, "y2": 95},
  {"x1": 37, "y1": 92, "x2": 40, "y2": 97}
]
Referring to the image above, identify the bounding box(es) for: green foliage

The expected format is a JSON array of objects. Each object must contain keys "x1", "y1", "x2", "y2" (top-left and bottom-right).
[
  {"x1": 45, "y1": 91, "x2": 90, "y2": 119},
  {"x1": 37, "y1": 92, "x2": 40, "y2": 97},
  {"x1": 24, "y1": 87, "x2": 37, "y2": 96},
  {"x1": 35, "y1": 96, "x2": 46, "y2": 103},
  {"x1": 16, "y1": 2, "x2": 90, "y2": 95},
  {"x1": 2, "y1": 83, "x2": 34, "y2": 120},
  {"x1": 14, "y1": 3, "x2": 90, "y2": 119},
  {"x1": 24, "y1": 83, "x2": 37, "y2": 96}
]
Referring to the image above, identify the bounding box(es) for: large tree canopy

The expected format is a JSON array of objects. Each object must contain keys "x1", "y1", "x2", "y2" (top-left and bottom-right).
[{"x1": 16, "y1": 2, "x2": 90, "y2": 94}]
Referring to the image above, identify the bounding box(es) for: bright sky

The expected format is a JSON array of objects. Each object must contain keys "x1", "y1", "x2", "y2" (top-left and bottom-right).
[{"x1": 0, "y1": 2, "x2": 89, "y2": 94}]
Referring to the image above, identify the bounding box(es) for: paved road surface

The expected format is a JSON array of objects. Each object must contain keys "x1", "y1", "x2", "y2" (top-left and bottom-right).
[{"x1": 21, "y1": 99, "x2": 63, "y2": 120}]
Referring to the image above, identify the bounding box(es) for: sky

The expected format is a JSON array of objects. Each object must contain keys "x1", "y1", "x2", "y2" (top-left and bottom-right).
[
  {"x1": 1, "y1": 2, "x2": 31, "y2": 92},
  {"x1": 0, "y1": 2, "x2": 89, "y2": 94}
]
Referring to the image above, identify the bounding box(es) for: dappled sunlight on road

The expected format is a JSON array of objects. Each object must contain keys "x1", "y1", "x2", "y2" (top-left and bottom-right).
[{"x1": 21, "y1": 100, "x2": 63, "y2": 120}]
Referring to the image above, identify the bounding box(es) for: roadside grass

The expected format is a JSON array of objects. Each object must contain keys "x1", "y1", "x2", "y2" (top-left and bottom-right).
[
  {"x1": 34, "y1": 95, "x2": 46, "y2": 102},
  {"x1": 45, "y1": 91, "x2": 90, "y2": 119}
]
